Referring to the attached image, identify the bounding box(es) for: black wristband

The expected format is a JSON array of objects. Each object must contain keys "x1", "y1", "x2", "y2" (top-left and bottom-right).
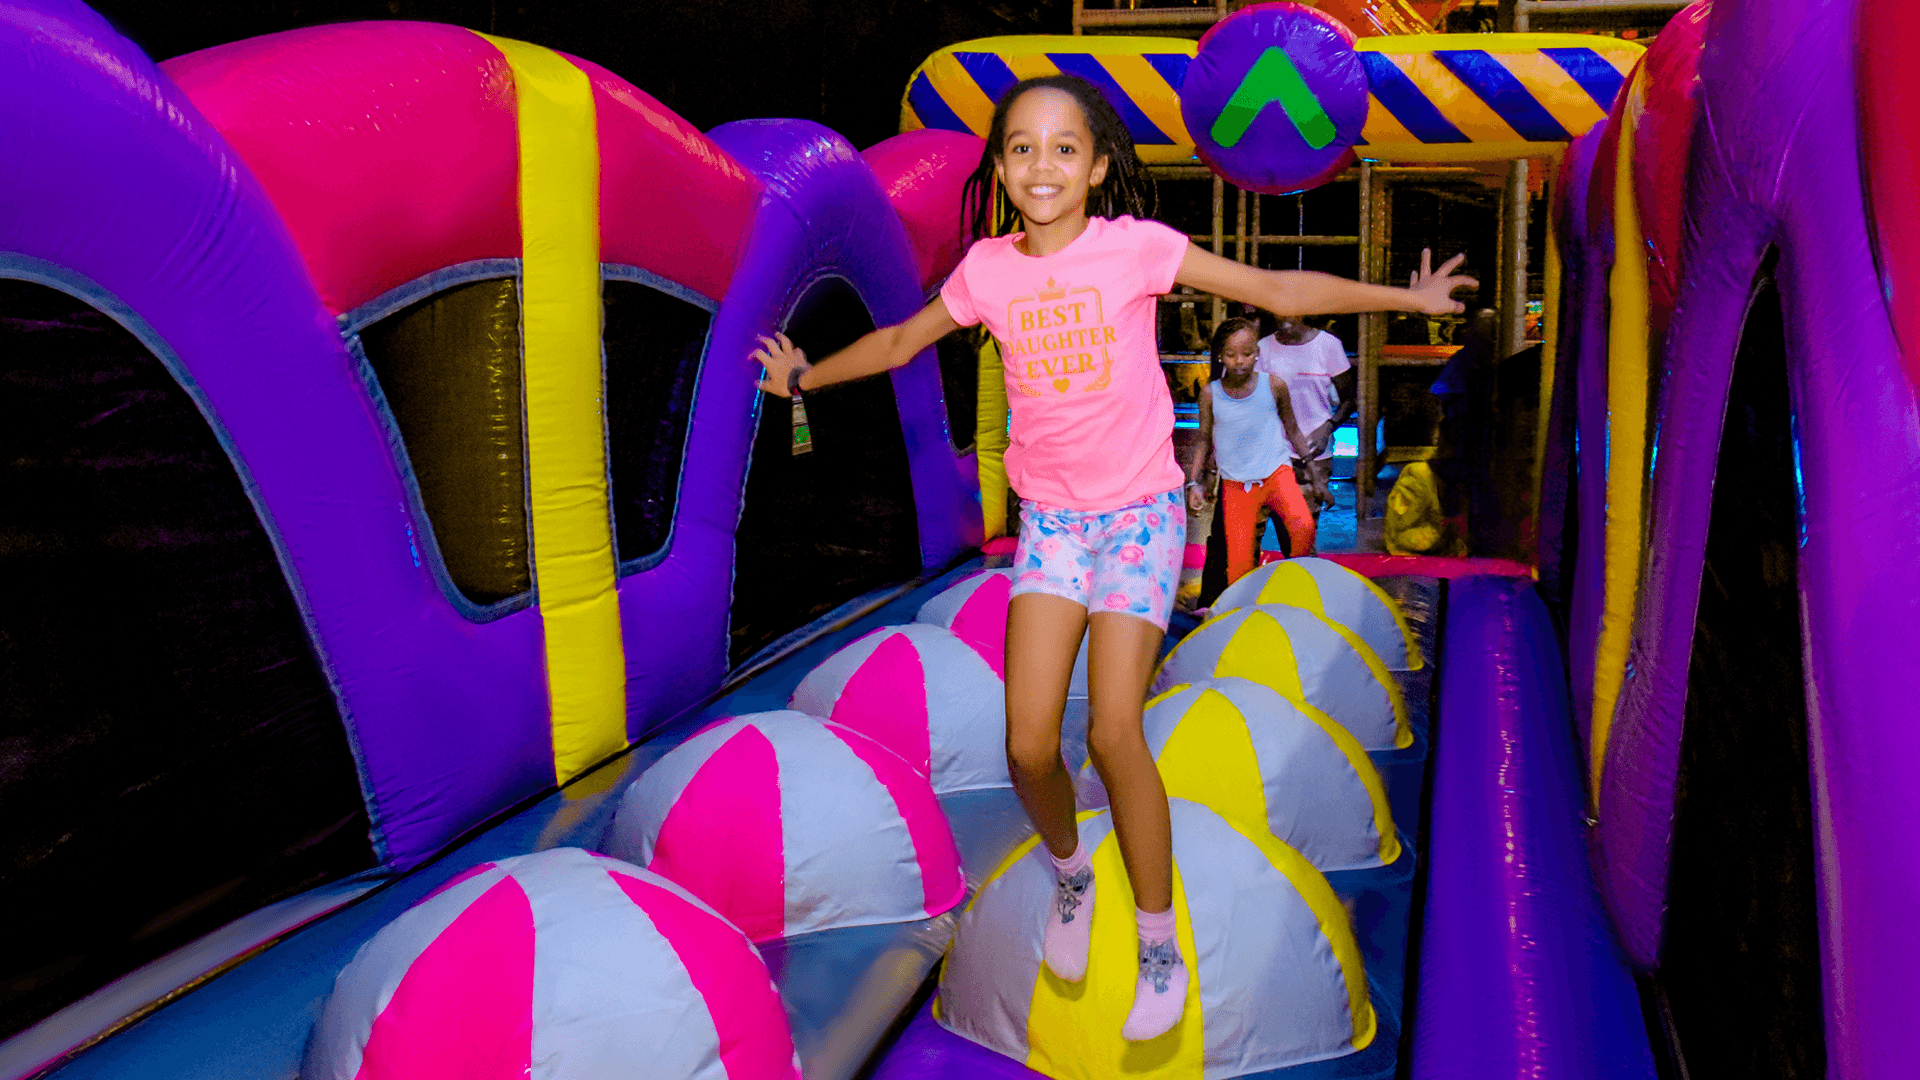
[{"x1": 787, "y1": 366, "x2": 806, "y2": 399}]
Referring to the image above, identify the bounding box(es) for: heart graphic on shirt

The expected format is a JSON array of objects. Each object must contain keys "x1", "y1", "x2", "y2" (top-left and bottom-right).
[{"x1": 1053, "y1": 378, "x2": 1070, "y2": 393}]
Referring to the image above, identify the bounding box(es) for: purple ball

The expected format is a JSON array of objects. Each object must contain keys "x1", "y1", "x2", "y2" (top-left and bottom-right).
[{"x1": 1182, "y1": 3, "x2": 1370, "y2": 194}]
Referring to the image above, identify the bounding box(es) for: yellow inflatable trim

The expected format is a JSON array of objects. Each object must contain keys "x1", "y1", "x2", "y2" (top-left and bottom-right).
[
  {"x1": 1017, "y1": 811, "x2": 1373, "y2": 1077},
  {"x1": 975, "y1": 335, "x2": 1011, "y2": 539},
  {"x1": 1155, "y1": 685, "x2": 1400, "y2": 865},
  {"x1": 902, "y1": 35, "x2": 1200, "y2": 166},
  {"x1": 1591, "y1": 68, "x2": 1650, "y2": 809},
  {"x1": 1354, "y1": 34, "x2": 1639, "y2": 162},
  {"x1": 1191, "y1": 608, "x2": 1413, "y2": 749},
  {"x1": 1252, "y1": 562, "x2": 1424, "y2": 671},
  {"x1": 478, "y1": 34, "x2": 628, "y2": 785}
]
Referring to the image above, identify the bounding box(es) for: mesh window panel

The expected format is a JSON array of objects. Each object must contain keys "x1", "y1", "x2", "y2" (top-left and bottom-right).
[
  {"x1": 729, "y1": 279, "x2": 921, "y2": 666},
  {"x1": 1386, "y1": 184, "x2": 1499, "y2": 345},
  {"x1": 358, "y1": 277, "x2": 530, "y2": 606},
  {"x1": 935, "y1": 327, "x2": 980, "y2": 453},
  {"x1": 1660, "y1": 266, "x2": 1824, "y2": 1080},
  {"x1": 0, "y1": 279, "x2": 374, "y2": 1039},
  {"x1": 603, "y1": 279, "x2": 709, "y2": 568}
]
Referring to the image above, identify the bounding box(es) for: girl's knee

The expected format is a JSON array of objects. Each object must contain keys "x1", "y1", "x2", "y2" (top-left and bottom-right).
[
  {"x1": 1006, "y1": 733, "x2": 1063, "y2": 780},
  {"x1": 1085, "y1": 718, "x2": 1149, "y2": 769}
]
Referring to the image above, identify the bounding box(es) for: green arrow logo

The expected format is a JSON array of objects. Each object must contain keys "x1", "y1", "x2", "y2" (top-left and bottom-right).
[{"x1": 1211, "y1": 46, "x2": 1338, "y2": 150}]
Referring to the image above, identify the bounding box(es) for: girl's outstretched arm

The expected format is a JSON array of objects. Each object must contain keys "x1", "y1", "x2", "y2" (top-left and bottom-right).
[
  {"x1": 1175, "y1": 245, "x2": 1477, "y2": 317},
  {"x1": 751, "y1": 297, "x2": 962, "y2": 398}
]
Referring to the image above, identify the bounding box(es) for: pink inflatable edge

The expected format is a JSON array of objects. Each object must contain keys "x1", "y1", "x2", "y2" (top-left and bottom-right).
[
  {"x1": 356, "y1": 876, "x2": 534, "y2": 1080},
  {"x1": 862, "y1": 129, "x2": 984, "y2": 290},
  {"x1": 828, "y1": 632, "x2": 934, "y2": 772},
  {"x1": 826, "y1": 726, "x2": 965, "y2": 919},
  {"x1": 611, "y1": 870, "x2": 802, "y2": 1080},
  {"x1": 947, "y1": 574, "x2": 1010, "y2": 679},
  {"x1": 162, "y1": 22, "x2": 759, "y2": 314},
  {"x1": 648, "y1": 725, "x2": 788, "y2": 943}
]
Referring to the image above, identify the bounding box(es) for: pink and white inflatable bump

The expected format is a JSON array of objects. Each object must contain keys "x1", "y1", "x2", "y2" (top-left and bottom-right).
[
  {"x1": 788, "y1": 623, "x2": 1008, "y2": 794},
  {"x1": 603, "y1": 711, "x2": 966, "y2": 942},
  {"x1": 911, "y1": 568, "x2": 1011, "y2": 675},
  {"x1": 303, "y1": 847, "x2": 800, "y2": 1080}
]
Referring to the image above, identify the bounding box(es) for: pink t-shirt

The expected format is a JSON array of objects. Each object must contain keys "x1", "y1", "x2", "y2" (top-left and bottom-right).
[{"x1": 940, "y1": 215, "x2": 1189, "y2": 511}]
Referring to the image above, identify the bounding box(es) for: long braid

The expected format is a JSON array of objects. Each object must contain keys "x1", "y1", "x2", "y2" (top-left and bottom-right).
[{"x1": 959, "y1": 74, "x2": 1157, "y2": 244}]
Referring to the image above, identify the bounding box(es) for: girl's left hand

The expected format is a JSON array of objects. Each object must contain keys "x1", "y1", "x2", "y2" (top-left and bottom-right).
[
  {"x1": 1304, "y1": 420, "x2": 1335, "y2": 459},
  {"x1": 1408, "y1": 249, "x2": 1478, "y2": 315},
  {"x1": 751, "y1": 332, "x2": 809, "y2": 397}
]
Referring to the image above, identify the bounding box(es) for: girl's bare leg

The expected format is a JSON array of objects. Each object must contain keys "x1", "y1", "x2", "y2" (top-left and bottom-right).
[
  {"x1": 1004, "y1": 592, "x2": 1088, "y2": 859},
  {"x1": 1085, "y1": 610, "x2": 1172, "y2": 913}
]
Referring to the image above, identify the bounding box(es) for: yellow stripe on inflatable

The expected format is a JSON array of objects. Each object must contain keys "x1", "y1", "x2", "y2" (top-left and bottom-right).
[
  {"x1": 1212, "y1": 610, "x2": 1412, "y2": 749},
  {"x1": 1234, "y1": 822, "x2": 1376, "y2": 1052},
  {"x1": 1155, "y1": 689, "x2": 1273, "y2": 840},
  {"x1": 975, "y1": 337, "x2": 1011, "y2": 539},
  {"x1": 902, "y1": 35, "x2": 1200, "y2": 165},
  {"x1": 1591, "y1": 69, "x2": 1651, "y2": 807},
  {"x1": 1359, "y1": 93, "x2": 1421, "y2": 149},
  {"x1": 1497, "y1": 50, "x2": 1610, "y2": 136},
  {"x1": 1026, "y1": 828, "x2": 1207, "y2": 1077},
  {"x1": 1103, "y1": 52, "x2": 1190, "y2": 146},
  {"x1": 1371, "y1": 49, "x2": 1523, "y2": 143},
  {"x1": 1320, "y1": 620, "x2": 1414, "y2": 749},
  {"x1": 917, "y1": 50, "x2": 1001, "y2": 136},
  {"x1": 1158, "y1": 687, "x2": 1400, "y2": 865},
  {"x1": 478, "y1": 33, "x2": 628, "y2": 785},
  {"x1": 1003, "y1": 53, "x2": 1060, "y2": 82},
  {"x1": 1253, "y1": 563, "x2": 1424, "y2": 672},
  {"x1": 1352, "y1": 34, "x2": 1641, "y2": 163}
]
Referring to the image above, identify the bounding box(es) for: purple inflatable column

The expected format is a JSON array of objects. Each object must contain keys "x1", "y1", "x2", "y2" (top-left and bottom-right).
[{"x1": 1412, "y1": 576, "x2": 1652, "y2": 1080}]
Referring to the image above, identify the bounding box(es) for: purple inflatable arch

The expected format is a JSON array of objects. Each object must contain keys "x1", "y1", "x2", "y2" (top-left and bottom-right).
[
  {"x1": 0, "y1": 0, "x2": 982, "y2": 876},
  {"x1": 1568, "y1": 1, "x2": 1920, "y2": 1074}
]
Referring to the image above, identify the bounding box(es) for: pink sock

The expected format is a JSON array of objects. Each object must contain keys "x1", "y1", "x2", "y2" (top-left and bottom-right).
[
  {"x1": 1050, "y1": 839, "x2": 1091, "y2": 877},
  {"x1": 1136, "y1": 905, "x2": 1176, "y2": 945}
]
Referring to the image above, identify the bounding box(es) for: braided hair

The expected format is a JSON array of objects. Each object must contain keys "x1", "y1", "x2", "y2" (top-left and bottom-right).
[
  {"x1": 1208, "y1": 316, "x2": 1260, "y2": 385},
  {"x1": 958, "y1": 74, "x2": 1157, "y2": 243}
]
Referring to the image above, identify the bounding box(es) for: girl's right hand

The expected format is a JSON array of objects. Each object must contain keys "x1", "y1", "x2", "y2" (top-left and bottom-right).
[
  {"x1": 1186, "y1": 482, "x2": 1208, "y2": 512},
  {"x1": 751, "y1": 332, "x2": 809, "y2": 397},
  {"x1": 1407, "y1": 249, "x2": 1477, "y2": 316}
]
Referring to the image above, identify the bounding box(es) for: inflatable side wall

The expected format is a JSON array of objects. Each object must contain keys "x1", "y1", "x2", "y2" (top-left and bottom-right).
[
  {"x1": 0, "y1": 0, "x2": 982, "y2": 994},
  {"x1": 1550, "y1": 1, "x2": 1920, "y2": 1074}
]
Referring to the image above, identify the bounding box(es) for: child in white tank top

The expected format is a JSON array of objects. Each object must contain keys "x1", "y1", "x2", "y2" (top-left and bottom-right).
[{"x1": 1186, "y1": 318, "x2": 1315, "y2": 581}]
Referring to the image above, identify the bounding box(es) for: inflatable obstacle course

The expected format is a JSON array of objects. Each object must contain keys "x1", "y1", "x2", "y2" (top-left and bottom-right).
[{"x1": 10, "y1": 1, "x2": 1920, "y2": 1078}]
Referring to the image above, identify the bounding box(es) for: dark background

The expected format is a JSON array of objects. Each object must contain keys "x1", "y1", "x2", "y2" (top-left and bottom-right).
[{"x1": 93, "y1": 0, "x2": 1072, "y2": 149}]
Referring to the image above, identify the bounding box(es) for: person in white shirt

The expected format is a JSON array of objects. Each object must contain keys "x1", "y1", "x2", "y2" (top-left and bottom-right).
[
  {"x1": 1187, "y1": 318, "x2": 1315, "y2": 582},
  {"x1": 1255, "y1": 315, "x2": 1357, "y2": 514}
]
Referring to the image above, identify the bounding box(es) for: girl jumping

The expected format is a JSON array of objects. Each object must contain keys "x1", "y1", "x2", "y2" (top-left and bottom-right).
[
  {"x1": 752, "y1": 74, "x2": 1473, "y2": 1042},
  {"x1": 1189, "y1": 316, "x2": 1319, "y2": 579}
]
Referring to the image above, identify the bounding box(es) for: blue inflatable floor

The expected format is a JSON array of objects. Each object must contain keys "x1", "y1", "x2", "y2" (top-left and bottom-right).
[{"x1": 45, "y1": 563, "x2": 1440, "y2": 1080}]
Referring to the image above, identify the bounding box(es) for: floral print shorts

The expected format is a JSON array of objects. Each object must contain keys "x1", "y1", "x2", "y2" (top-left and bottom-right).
[{"x1": 1012, "y1": 489, "x2": 1186, "y2": 630}]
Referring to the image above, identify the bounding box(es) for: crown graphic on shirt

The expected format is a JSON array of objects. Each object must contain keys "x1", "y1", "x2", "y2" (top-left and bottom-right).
[{"x1": 1036, "y1": 277, "x2": 1067, "y2": 301}]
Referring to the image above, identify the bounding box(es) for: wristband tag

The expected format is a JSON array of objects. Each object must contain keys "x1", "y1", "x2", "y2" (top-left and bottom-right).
[{"x1": 791, "y1": 397, "x2": 813, "y2": 456}]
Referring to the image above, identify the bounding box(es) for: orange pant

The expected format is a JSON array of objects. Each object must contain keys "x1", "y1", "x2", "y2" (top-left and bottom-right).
[{"x1": 1221, "y1": 465, "x2": 1316, "y2": 583}]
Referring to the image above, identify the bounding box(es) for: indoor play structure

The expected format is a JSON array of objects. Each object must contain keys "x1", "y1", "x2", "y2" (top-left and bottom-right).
[{"x1": 3, "y1": 0, "x2": 1918, "y2": 1078}]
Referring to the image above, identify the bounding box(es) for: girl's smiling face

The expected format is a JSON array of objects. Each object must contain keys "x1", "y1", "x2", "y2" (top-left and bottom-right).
[
  {"x1": 1220, "y1": 327, "x2": 1260, "y2": 380},
  {"x1": 995, "y1": 87, "x2": 1110, "y2": 230}
]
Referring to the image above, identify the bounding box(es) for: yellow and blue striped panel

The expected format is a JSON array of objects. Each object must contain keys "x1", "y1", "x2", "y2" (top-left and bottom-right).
[
  {"x1": 1354, "y1": 33, "x2": 1642, "y2": 161},
  {"x1": 900, "y1": 35, "x2": 1200, "y2": 165}
]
